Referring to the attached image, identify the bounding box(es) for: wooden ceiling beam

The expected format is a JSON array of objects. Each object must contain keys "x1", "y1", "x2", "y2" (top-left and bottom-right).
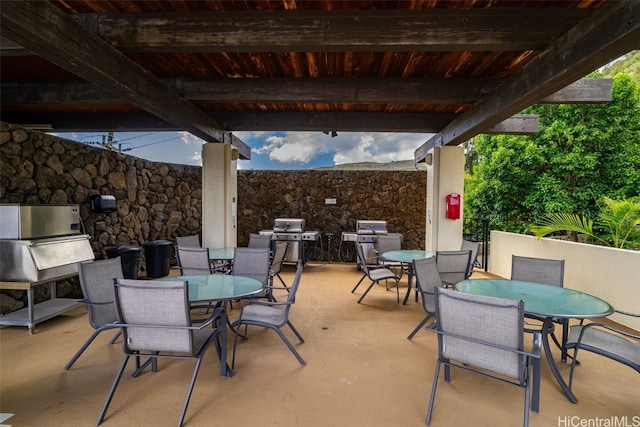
[
  {"x1": 82, "y1": 9, "x2": 592, "y2": 53},
  {"x1": 415, "y1": 1, "x2": 640, "y2": 163},
  {"x1": 1, "y1": 77, "x2": 611, "y2": 106},
  {"x1": 0, "y1": 0, "x2": 250, "y2": 159},
  {"x1": 2, "y1": 111, "x2": 537, "y2": 136}
]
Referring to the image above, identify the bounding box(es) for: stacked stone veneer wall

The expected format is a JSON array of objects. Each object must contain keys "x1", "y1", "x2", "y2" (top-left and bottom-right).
[{"x1": 1, "y1": 122, "x2": 426, "y2": 314}]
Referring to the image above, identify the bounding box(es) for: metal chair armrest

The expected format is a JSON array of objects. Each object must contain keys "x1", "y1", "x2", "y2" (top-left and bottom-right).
[{"x1": 428, "y1": 328, "x2": 541, "y2": 359}]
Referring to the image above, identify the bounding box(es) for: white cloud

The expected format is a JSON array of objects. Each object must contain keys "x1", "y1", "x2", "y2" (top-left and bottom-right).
[
  {"x1": 179, "y1": 131, "x2": 205, "y2": 146},
  {"x1": 250, "y1": 132, "x2": 332, "y2": 164},
  {"x1": 333, "y1": 133, "x2": 432, "y2": 165}
]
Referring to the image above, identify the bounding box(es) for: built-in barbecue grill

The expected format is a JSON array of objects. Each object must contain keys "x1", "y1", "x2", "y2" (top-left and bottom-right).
[
  {"x1": 0, "y1": 204, "x2": 95, "y2": 333},
  {"x1": 355, "y1": 220, "x2": 388, "y2": 242},
  {"x1": 340, "y1": 220, "x2": 388, "y2": 264},
  {"x1": 259, "y1": 218, "x2": 319, "y2": 263}
]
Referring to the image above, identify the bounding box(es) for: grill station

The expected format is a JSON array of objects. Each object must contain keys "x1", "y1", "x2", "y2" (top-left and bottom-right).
[
  {"x1": 341, "y1": 220, "x2": 388, "y2": 264},
  {"x1": 0, "y1": 204, "x2": 95, "y2": 333},
  {"x1": 259, "y1": 218, "x2": 319, "y2": 263}
]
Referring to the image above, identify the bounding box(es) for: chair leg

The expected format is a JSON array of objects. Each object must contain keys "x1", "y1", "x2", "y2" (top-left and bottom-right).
[
  {"x1": 177, "y1": 357, "x2": 204, "y2": 427},
  {"x1": 97, "y1": 355, "x2": 130, "y2": 425},
  {"x1": 407, "y1": 314, "x2": 435, "y2": 340},
  {"x1": 426, "y1": 360, "x2": 441, "y2": 425},
  {"x1": 231, "y1": 324, "x2": 241, "y2": 369},
  {"x1": 276, "y1": 273, "x2": 289, "y2": 291},
  {"x1": 108, "y1": 330, "x2": 121, "y2": 345},
  {"x1": 357, "y1": 281, "x2": 377, "y2": 304},
  {"x1": 351, "y1": 274, "x2": 367, "y2": 293},
  {"x1": 274, "y1": 326, "x2": 306, "y2": 366},
  {"x1": 286, "y1": 320, "x2": 305, "y2": 343},
  {"x1": 523, "y1": 364, "x2": 531, "y2": 427},
  {"x1": 64, "y1": 329, "x2": 105, "y2": 371}
]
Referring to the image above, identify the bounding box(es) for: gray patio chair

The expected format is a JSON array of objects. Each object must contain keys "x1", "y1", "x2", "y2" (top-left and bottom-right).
[
  {"x1": 375, "y1": 233, "x2": 405, "y2": 285},
  {"x1": 231, "y1": 260, "x2": 305, "y2": 367},
  {"x1": 176, "y1": 246, "x2": 214, "y2": 275},
  {"x1": 64, "y1": 257, "x2": 124, "y2": 371},
  {"x1": 511, "y1": 255, "x2": 568, "y2": 359},
  {"x1": 352, "y1": 242, "x2": 400, "y2": 304},
  {"x1": 565, "y1": 310, "x2": 640, "y2": 393},
  {"x1": 248, "y1": 233, "x2": 272, "y2": 250},
  {"x1": 269, "y1": 241, "x2": 290, "y2": 290},
  {"x1": 460, "y1": 239, "x2": 480, "y2": 278},
  {"x1": 435, "y1": 250, "x2": 472, "y2": 287},
  {"x1": 232, "y1": 247, "x2": 271, "y2": 300},
  {"x1": 97, "y1": 279, "x2": 224, "y2": 427},
  {"x1": 407, "y1": 257, "x2": 443, "y2": 340},
  {"x1": 175, "y1": 234, "x2": 201, "y2": 248},
  {"x1": 426, "y1": 287, "x2": 541, "y2": 427}
]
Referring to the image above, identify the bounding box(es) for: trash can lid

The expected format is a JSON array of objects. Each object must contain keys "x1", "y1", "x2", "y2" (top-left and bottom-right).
[
  {"x1": 143, "y1": 240, "x2": 174, "y2": 247},
  {"x1": 117, "y1": 245, "x2": 141, "y2": 252}
]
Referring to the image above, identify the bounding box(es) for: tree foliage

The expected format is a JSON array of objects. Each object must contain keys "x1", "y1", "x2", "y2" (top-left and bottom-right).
[
  {"x1": 529, "y1": 197, "x2": 640, "y2": 249},
  {"x1": 464, "y1": 72, "x2": 640, "y2": 234}
]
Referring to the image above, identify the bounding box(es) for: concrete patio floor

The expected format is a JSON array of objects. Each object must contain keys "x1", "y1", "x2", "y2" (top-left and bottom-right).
[{"x1": 1, "y1": 262, "x2": 638, "y2": 426}]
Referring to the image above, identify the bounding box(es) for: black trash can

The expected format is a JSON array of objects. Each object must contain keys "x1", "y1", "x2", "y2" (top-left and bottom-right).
[
  {"x1": 106, "y1": 245, "x2": 141, "y2": 279},
  {"x1": 143, "y1": 240, "x2": 173, "y2": 278}
]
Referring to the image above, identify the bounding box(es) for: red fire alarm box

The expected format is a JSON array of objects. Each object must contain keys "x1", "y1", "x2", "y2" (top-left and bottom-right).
[{"x1": 445, "y1": 193, "x2": 461, "y2": 220}]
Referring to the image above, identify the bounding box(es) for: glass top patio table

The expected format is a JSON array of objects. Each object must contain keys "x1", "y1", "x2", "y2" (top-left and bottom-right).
[
  {"x1": 455, "y1": 278, "x2": 613, "y2": 406},
  {"x1": 208, "y1": 247, "x2": 235, "y2": 261},
  {"x1": 455, "y1": 279, "x2": 613, "y2": 319},
  {"x1": 381, "y1": 250, "x2": 436, "y2": 305},
  {"x1": 158, "y1": 274, "x2": 263, "y2": 377},
  {"x1": 167, "y1": 274, "x2": 263, "y2": 302},
  {"x1": 381, "y1": 250, "x2": 435, "y2": 263}
]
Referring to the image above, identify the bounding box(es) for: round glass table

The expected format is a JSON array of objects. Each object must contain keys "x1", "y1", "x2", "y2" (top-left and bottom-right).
[
  {"x1": 455, "y1": 278, "x2": 613, "y2": 406},
  {"x1": 381, "y1": 250, "x2": 436, "y2": 305}
]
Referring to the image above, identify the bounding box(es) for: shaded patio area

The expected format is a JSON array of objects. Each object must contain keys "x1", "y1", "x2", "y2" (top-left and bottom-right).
[{"x1": 1, "y1": 263, "x2": 637, "y2": 426}]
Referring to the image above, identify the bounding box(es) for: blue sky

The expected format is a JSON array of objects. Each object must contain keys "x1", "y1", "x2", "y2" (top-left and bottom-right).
[{"x1": 51, "y1": 130, "x2": 434, "y2": 169}]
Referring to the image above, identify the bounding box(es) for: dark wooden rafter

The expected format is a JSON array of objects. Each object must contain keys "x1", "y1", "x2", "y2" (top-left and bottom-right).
[
  {"x1": 0, "y1": 8, "x2": 594, "y2": 55},
  {"x1": 85, "y1": 9, "x2": 592, "y2": 53},
  {"x1": 414, "y1": 0, "x2": 640, "y2": 163},
  {"x1": 1, "y1": 111, "x2": 540, "y2": 135},
  {"x1": 0, "y1": 1, "x2": 251, "y2": 159},
  {"x1": 1, "y1": 78, "x2": 612, "y2": 106}
]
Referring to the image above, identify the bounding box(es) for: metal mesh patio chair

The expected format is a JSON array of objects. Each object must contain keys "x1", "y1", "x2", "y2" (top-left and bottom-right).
[
  {"x1": 460, "y1": 239, "x2": 480, "y2": 278},
  {"x1": 435, "y1": 250, "x2": 472, "y2": 287},
  {"x1": 176, "y1": 235, "x2": 201, "y2": 248},
  {"x1": 64, "y1": 257, "x2": 124, "y2": 370},
  {"x1": 232, "y1": 247, "x2": 271, "y2": 300},
  {"x1": 511, "y1": 255, "x2": 568, "y2": 358},
  {"x1": 375, "y1": 233, "x2": 405, "y2": 285},
  {"x1": 231, "y1": 260, "x2": 306, "y2": 367},
  {"x1": 97, "y1": 279, "x2": 224, "y2": 427},
  {"x1": 352, "y1": 242, "x2": 400, "y2": 304},
  {"x1": 176, "y1": 246, "x2": 214, "y2": 275},
  {"x1": 565, "y1": 310, "x2": 640, "y2": 393},
  {"x1": 269, "y1": 241, "x2": 289, "y2": 290},
  {"x1": 248, "y1": 233, "x2": 272, "y2": 249},
  {"x1": 426, "y1": 287, "x2": 541, "y2": 427},
  {"x1": 407, "y1": 257, "x2": 443, "y2": 340}
]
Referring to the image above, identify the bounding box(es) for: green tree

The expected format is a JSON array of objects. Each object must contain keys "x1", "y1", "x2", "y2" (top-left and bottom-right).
[
  {"x1": 465, "y1": 72, "x2": 640, "y2": 233},
  {"x1": 529, "y1": 197, "x2": 640, "y2": 249}
]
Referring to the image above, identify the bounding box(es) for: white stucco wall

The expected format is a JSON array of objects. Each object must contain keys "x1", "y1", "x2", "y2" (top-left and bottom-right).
[
  {"x1": 489, "y1": 231, "x2": 640, "y2": 330},
  {"x1": 425, "y1": 146, "x2": 465, "y2": 251}
]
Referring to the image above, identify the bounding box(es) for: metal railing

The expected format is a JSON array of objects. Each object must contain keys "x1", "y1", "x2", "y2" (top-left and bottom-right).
[{"x1": 463, "y1": 217, "x2": 489, "y2": 271}]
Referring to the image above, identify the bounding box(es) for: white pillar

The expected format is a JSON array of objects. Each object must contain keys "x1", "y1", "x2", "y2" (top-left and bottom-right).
[
  {"x1": 425, "y1": 146, "x2": 465, "y2": 251},
  {"x1": 201, "y1": 143, "x2": 238, "y2": 248}
]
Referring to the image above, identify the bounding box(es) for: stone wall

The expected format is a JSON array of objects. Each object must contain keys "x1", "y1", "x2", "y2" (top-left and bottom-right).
[{"x1": 1, "y1": 122, "x2": 426, "y2": 313}]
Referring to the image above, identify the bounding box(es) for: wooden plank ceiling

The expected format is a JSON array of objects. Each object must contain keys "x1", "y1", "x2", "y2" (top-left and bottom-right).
[{"x1": 1, "y1": 0, "x2": 638, "y2": 161}]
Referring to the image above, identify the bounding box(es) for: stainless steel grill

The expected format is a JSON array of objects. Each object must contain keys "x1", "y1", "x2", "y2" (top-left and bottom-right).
[
  {"x1": 356, "y1": 220, "x2": 388, "y2": 243},
  {"x1": 260, "y1": 218, "x2": 319, "y2": 263},
  {"x1": 347, "y1": 220, "x2": 388, "y2": 265},
  {"x1": 0, "y1": 204, "x2": 95, "y2": 333}
]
